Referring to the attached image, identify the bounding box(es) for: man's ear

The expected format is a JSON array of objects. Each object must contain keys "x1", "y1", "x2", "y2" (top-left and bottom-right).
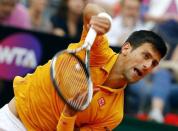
[{"x1": 121, "y1": 42, "x2": 132, "y2": 56}]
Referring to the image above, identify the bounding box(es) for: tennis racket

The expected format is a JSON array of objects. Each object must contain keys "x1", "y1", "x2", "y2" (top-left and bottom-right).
[{"x1": 50, "y1": 12, "x2": 112, "y2": 111}]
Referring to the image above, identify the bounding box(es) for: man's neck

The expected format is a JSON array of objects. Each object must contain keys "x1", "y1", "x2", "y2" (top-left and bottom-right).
[{"x1": 103, "y1": 55, "x2": 127, "y2": 89}]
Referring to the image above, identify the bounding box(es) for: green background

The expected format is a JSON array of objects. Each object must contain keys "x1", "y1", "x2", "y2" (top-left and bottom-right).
[{"x1": 114, "y1": 116, "x2": 178, "y2": 131}]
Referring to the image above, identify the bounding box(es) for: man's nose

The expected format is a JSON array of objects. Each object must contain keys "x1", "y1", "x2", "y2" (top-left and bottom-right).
[{"x1": 143, "y1": 60, "x2": 152, "y2": 70}]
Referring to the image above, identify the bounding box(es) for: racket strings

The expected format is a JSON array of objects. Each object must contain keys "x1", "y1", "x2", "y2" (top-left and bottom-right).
[
  {"x1": 56, "y1": 55, "x2": 78, "y2": 98},
  {"x1": 55, "y1": 53, "x2": 89, "y2": 109},
  {"x1": 56, "y1": 55, "x2": 73, "y2": 97}
]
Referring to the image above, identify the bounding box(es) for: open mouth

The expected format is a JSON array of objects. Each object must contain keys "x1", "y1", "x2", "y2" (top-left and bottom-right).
[{"x1": 134, "y1": 68, "x2": 143, "y2": 77}]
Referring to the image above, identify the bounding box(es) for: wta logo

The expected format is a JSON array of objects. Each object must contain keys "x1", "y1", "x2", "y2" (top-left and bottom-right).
[{"x1": 0, "y1": 33, "x2": 42, "y2": 80}]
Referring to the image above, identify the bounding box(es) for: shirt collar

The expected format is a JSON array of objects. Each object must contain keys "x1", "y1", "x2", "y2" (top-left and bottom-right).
[
  {"x1": 99, "y1": 54, "x2": 127, "y2": 93},
  {"x1": 97, "y1": 84, "x2": 127, "y2": 94},
  {"x1": 101, "y1": 53, "x2": 118, "y2": 74}
]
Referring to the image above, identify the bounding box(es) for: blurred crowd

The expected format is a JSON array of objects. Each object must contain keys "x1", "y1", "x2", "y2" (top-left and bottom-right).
[{"x1": 0, "y1": 0, "x2": 178, "y2": 126}]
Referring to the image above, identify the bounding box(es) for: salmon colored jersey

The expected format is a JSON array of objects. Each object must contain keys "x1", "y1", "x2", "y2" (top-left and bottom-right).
[{"x1": 13, "y1": 27, "x2": 125, "y2": 131}]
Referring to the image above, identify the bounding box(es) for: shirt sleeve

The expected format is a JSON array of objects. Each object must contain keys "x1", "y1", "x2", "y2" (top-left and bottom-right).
[
  {"x1": 90, "y1": 35, "x2": 115, "y2": 66},
  {"x1": 57, "y1": 113, "x2": 77, "y2": 131},
  {"x1": 79, "y1": 121, "x2": 119, "y2": 131}
]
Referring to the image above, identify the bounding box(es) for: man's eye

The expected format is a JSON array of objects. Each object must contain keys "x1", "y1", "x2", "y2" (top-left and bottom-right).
[
  {"x1": 144, "y1": 54, "x2": 149, "y2": 60},
  {"x1": 152, "y1": 61, "x2": 158, "y2": 67}
]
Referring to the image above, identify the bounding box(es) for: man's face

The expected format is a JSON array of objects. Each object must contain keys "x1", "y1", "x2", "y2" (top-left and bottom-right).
[
  {"x1": 0, "y1": 0, "x2": 17, "y2": 20},
  {"x1": 122, "y1": 43, "x2": 161, "y2": 83}
]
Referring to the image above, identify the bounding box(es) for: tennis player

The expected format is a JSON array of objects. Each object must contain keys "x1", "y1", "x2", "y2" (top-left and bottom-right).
[{"x1": 0, "y1": 3, "x2": 167, "y2": 131}]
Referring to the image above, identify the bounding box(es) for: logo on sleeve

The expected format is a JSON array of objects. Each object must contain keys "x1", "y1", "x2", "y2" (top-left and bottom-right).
[{"x1": 97, "y1": 97, "x2": 105, "y2": 107}]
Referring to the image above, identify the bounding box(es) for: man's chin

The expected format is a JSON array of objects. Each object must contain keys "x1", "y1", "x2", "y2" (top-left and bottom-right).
[
  {"x1": 125, "y1": 73, "x2": 142, "y2": 83},
  {"x1": 127, "y1": 77, "x2": 141, "y2": 84}
]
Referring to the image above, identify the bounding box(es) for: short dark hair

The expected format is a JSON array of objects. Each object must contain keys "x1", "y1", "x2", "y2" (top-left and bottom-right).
[{"x1": 125, "y1": 30, "x2": 167, "y2": 58}]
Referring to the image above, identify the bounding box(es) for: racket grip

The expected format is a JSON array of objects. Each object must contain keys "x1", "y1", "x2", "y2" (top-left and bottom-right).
[{"x1": 84, "y1": 27, "x2": 97, "y2": 50}]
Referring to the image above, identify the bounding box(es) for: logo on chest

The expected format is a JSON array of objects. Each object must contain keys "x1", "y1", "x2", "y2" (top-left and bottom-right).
[{"x1": 97, "y1": 97, "x2": 105, "y2": 107}]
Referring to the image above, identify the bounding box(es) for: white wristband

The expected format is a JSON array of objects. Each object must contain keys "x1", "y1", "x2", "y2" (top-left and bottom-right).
[{"x1": 98, "y1": 12, "x2": 112, "y2": 25}]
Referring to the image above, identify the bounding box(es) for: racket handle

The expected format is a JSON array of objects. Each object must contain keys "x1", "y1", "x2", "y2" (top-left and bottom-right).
[{"x1": 85, "y1": 27, "x2": 97, "y2": 50}]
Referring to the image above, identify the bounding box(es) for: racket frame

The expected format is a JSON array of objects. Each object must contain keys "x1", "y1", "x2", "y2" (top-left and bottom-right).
[{"x1": 50, "y1": 50, "x2": 93, "y2": 111}]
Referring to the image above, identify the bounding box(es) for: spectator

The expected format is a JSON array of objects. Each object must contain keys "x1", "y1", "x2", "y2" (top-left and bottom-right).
[
  {"x1": 51, "y1": 0, "x2": 87, "y2": 42},
  {"x1": 28, "y1": 0, "x2": 52, "y2": 33},
  {"x1": 143, "y1": 0, "x2": 178, "y2": 24},
  {"x1": 143, "y1": 0, "x2": 178, "y2": 59},
  {"x1": 107, "y1": 0, "x2": 147, "y2": 47},
  {"x1": 0, "y1": 0, "x2": 31, "y2": 29},
  {"x1": 149, "y1": 46, "x2": 178, "y2": 123},
  {"x1": 143, "y1": 1, "x2": 178, "y2": 122}
]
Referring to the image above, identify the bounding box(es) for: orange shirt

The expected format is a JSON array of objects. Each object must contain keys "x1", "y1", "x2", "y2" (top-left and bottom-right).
[{"x1": 13, "y1": 28, "x2": 125, "y2": 131}]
